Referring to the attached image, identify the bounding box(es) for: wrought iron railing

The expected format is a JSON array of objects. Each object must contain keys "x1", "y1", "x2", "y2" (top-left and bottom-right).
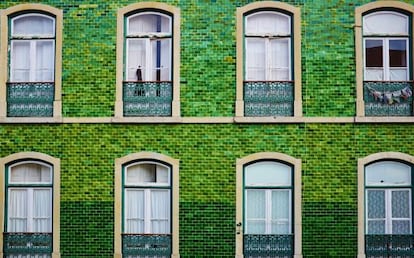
[
  {"x1": 7, "y1": 82, "x2": 54, "y2": 117},
  {"x1": 122, "y1": 234, "x2": 171, "y2": 257},
  {"x1": 123, "y1": 81, "x2": 172, "y2": 117},
  {"x1": 3, "y1": 232, "x2": 52, "y2": 257},
  {"x1": 366, "y1": 234, "x2": 414, "y2": 257},
  {"x1": 244, "y1": 81, "x2": 294, "y2": 117},
  {"x1": 244, "y1": 234, "x2": 293, "y2": 258},
  {"x1": 364, "y1": 81, "x2": 413, "y2": 116}
]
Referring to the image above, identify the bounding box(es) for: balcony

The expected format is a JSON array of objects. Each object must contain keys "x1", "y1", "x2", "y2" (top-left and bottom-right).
[
  {"x1": 122, "y1": 234, "x2": 171, "y2": 257},
  {"x1": 365, "y1": 234, "x2": 414, "y2": 257},
  {"x1": 123, "y1": 81, "x2": 172, "y2": 117},
  {"x1": 3, "y1": 232, "x2": 52, "y2": 257},
  {"x1": 244, "y1": 81, "x2": 294, "y2": 117},
  {"x1": 244, "y1": 234, "x2": 293, "y2": 258},
  {"x1": 364, "y1": 81, "x2": 413, "y2": 116},
  {"x1": 7, "y1": 82, "x2": 54, "y2": 117}
]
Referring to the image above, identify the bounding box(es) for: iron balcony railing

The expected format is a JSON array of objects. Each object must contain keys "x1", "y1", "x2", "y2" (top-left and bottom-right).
[
  {"x1": 7, "y1": 82, "x2": 54, "y2": 117},
  {"x1": 122, "y1": 234, "x2": 171, "y2": 257},
  {"x1": 244, "y1": 81, "x2": 294, "y2": 117},
  {"x1": 123, "y1": 81, "x2": 172, "y2": 117},
  {"x1": 364, "y1": 81, "x2": 413, "y2": 116},
  {"x1": 3, "y1": 232, "x2": 52, "y2": 257},
  {"x1": 366, "y1": 234, "x2": 414, "y2": 257},
  {"x1": 244, "y1": 234, "x2": 293, "y2": 258}
]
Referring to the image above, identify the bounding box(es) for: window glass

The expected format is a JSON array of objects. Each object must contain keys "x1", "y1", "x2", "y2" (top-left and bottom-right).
[
  {"x1": 363, "y1": 12, "x2": 408, "y2": 36},
  {"x1": 125, "y1": 162, "x2": 170, "y2": 185},
  {"x1": 128, "y1": 13, "x2": 171, "y2": 35},
  {"x1": 245, "y1": 12, "x2": 290, "y2": 35},
  {"x1": 246, "y1": 38, "x2": 266, "y2": 81},
  {"x1": 10, "y1": 163, "x2": 52, "y2": 184},
  {"x1": 245, "y1": 161, "x2": 291, "y2": 186},
  {"x1": 271, "y1": 190, "x2": 290, "y2": 234},
  {"x1": 365, "y1": 40, "x2": 383, "y2": 67},
  {"x1": 151, "y1": 190, "x2": 170, "y2": 234},
  {"x1": 245, "y1": 189, "x2": 266, "y2": 234},
  {"x1": 389, "y1": 39, "x2": 407, "y2": 67},
  {"x1": 366, "y1": 161, "x2": 411, "y2": 186},
  {"x1": 12, "y1": 14, "x2": 54, "y2": 36},
  {"x1": 125, "y1": 189, "x2": 144, "y2": 233}
]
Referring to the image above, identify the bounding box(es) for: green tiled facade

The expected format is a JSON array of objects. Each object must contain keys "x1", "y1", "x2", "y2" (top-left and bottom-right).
[{"x1": 1, "y1": 0, "x2": 414, "y2": 257}]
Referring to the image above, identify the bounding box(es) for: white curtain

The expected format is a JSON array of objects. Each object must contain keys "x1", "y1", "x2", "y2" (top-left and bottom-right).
[
  {"x1": 367, "y1": 190, "x2": 386, "y2": 234},
  {"x1": 269, "y1": 39, "x2": 290, "y2": 81},
  {"x1": 13, "y1": 15, "x2": 54, "y2": 37},
  {"x1": 391, "y1": 190, "x2": 411, "y2": 234},
  {"x1": 8, "y1": 189, "x2": 28, "y2": 232},
  {"x1": 363, "y1": 12, "x2": 408, "y2": 36},
  {"x1": 245, "y1": 190, "x2": 266, "y2": 234},
  {"x1": 11, "y1": 41, "x2": 30, "y2": 82},
  {"x1": 271, "y1": 190, "x2": 290, "y2": 234},
  {"x1": 35, "y1": 41, "x2": 54, "y2": 82},
  {"x1": 246, "y1": 38, "x2": 265, "y2": 81},
  {"x1": 151, "y1": 190, "x2": 170, "y2": 234},
  {"x1": 127, "y1": 39, "x2": 147, "y2": 81},
  {"x1": 125, "y1": 189, "x2": 144, "y2": 233},
  {"x1": 33, "y1": 189, "x2": 52, "y2": 232}
]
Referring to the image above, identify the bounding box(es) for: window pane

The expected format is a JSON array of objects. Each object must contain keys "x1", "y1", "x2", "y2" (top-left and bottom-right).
[
  {"x1": 392, "y1": 190, "x2": 410, "y2": 218},
  {"x1": 13, "y1": 15, "x2": 54, "y2": 37},
  {"x1": 151, "y1": 190, "x2": 170, "y2": 234},
  {"x1": 272, "y1": 222, "x2": 290, "y2": 235},
  {"x1": 392, "y1": 220, "x2": 411, "y2": 234},
  {"x1": 363, "y1": 12, "x2": 408, "y2": 36},
  {"x1": 389, "y1": 40, "x2": 407, "y2": 68},
  {"x1": 151, "y1": 39, "x2": 171, "y2": 81},
  {"x1": 126, "y1": 163, "x2": 170, "y2": 185},
  {"x1": 128, "y1": 13, "x2": 171, "y2": 35},
  {"x1": 10, "y1": 163, "x2": 52, "y2": 184},
  {"x1": 365, "y1": 40, "x2": 383, "y2": 67},
  {"x1": 11, "y1": 41, "x2": 30, "y2": 82},
  {"x1": 245, "y1": 161, "x2": 291, "y2": 187},
  {"x1": 269, "y1": 38, "x2": 290, "y2": 80},
  {"x1": 246, "y1": 221, "x2": 266, "y2": 234},
  {"x1": 246, "y1": 38, "x2": 266, "y2": 80},
  {"x1": 125, "y1": 189, "x2": 144, "y2": 233},
  {"x1": 8, "y1": 189, "x2": 28, "y2": 232},
  {"x1": 367, "y1": 190, "x2": 385, "y2": 219},
  {"x1": 271, "y1": 190, "x2": 290, "y2": 234},
  {"x1": 368, "y1": 220, "x2": 386, "y2": 234},
  {"x1": 365, "y1": 161, "x2": 411, "y2": 186},
  {"x1": 127, "y1": 39, "x2": 147, "y2": 81},
  {"x1": 35, "y1": 41, "x2": 55, "y2": 82},
  {"x1": 33, "y1": 189, "x2": 52, "y2": 232},
  {"x1": 246, "y1": 12, "x2": 290, "y2": 35},
  {"x1": 390, "y1": 68, "x2": 408, "y2": 81},
  {"x1": 365, "y1": 68, "x2": 383, "y2": 81},
  {"x1": 246, "y1": 190, "x2": 265, "y2": 219}
]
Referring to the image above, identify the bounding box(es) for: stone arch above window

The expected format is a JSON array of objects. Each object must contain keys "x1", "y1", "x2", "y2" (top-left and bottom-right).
[
  {"x1": 355, "y1": 1, "x2": 414, "y2": 118},
  {"x1": 0, "y1": 152, "x2": 60, "y2": 257},
  {"x1": 236, "y1": 2, "x2": 302, "y2": 121},
  {"x1": 115, "y1": 2, "x2": 181, "y2": 121},
  {"x1": 114, "y1": 152, "x2": 179, "y2": 258},
  {"x1": 0, "y1": 4, "x2": 63, "y2": 121},
  {"x1": 236, "y1": 152, "x2": 302, "y2": 257}
]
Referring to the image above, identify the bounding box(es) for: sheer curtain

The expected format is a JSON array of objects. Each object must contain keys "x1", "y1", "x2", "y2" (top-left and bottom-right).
[
  {"x1": 151, "y1": 190, "x2": 170, "y2": 234},
  {"x1": 33, "y1": 189, "x2": 52, "y2": 232},
  {"x1": 8, "y1": 189, "x2": 28, "y2": 232},
  {"x1": 11, "y1": 41, "x2": 30, "y2": 82},
  {"x1": 125, "y1": 189, "x2": 144, "y2": 233},
  {"x1": 245, "y1": 190, "x2": 265, "y2": 234},
  {"x1": 271, "y1": 190, "x2": 290, "y2": 234}
]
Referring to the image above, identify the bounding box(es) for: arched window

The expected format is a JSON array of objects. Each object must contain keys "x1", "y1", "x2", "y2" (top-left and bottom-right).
[
  {"x1": 355, "y1": 2, "x2": 414, "y2": 117},
  {"x1": 115, "y1": 2, "x2": 181, "y2": 119},
  {"x1": 0, "y1": 4, "x2": 63, "y2": 119},
  {"x1": 236, "y1": 153, "x2": 302, "y2": 257},
  {"x1": 236, "y1": 2, "x2": 302, "y2": 119},
  {"x1": 0, "y1": 152, "x2": 60, "y2": 257},
  {"x1": 358, "y1": 152, "x2": 414, "y2": 257},
  {"x1": 114, "y1": 152, "x2": 179, "y2": 257}
]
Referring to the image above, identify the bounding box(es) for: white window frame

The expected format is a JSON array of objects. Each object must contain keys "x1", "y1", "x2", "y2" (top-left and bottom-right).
[
  {"x1": 244, "y1": 188, "x2": 292, "y2": 235},
  {"x1": 366, "y1": 188, "x2": 412, "y2": 234},
  {"x1": 10, "y1": 14, "x2": 56, "y2": 83},
  {"x1": 363, "y1": 37, "x2": 409, "y2": 81}
]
